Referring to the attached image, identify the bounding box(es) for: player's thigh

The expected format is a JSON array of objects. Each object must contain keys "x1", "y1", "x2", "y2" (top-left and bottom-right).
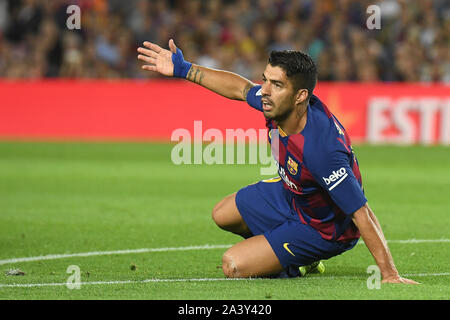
[
  {"x1": 221, "y1": 235, "x2": 284, "y2": 278},
  {"x1": 212, "y1": 193, "x2": 250, "y2": 233}
]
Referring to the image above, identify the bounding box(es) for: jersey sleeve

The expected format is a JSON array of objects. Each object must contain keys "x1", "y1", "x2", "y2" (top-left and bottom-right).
[
  {"x1": 246, "y1": 85, "x2": 263, "y2": 112},
  {"x1": 306, "y1": 148, "x2": 367, "y2": 215}
]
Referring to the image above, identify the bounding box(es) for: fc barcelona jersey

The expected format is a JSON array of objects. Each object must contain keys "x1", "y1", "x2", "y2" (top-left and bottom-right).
[{"x1": 246, "y1": 85, "x2": 367, "y2": 242}]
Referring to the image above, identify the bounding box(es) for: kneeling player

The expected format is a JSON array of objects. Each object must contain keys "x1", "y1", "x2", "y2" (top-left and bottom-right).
[{"x1": 138, "y1": 39, "x2": 418, "y2": 284}]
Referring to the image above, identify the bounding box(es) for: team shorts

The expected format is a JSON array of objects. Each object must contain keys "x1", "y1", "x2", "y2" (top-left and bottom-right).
[{"x1": 235, "y1": 178, "x2": 358, "y2": 276}]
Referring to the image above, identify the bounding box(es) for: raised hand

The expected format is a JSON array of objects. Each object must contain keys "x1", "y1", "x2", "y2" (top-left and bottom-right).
[
  {"x1": 137, "y1": 39, "x2": 192, "y2": 78},
  {"x1": 137, "y1": 39, "x2": 178, "y2": 76}
]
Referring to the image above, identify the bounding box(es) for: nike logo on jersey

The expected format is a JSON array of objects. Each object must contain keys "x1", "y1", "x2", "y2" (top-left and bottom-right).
[
  {"x1": 323, "y1": 167, "x2": 348, "y2": 191},
  {"x1": 283, "y1": 243, "x2": 295, "y2": 256},
  {"x1": 256, "y1": 88, "x2": 262, "y2": 96}
]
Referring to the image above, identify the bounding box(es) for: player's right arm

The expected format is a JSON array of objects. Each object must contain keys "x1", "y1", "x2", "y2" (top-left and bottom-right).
[
  {"x1": 137, "y1": 39, "x2": 255, "y2": 101},
  {"x1": 306, "y1": 143, "x2": 418, "y2": 285}
]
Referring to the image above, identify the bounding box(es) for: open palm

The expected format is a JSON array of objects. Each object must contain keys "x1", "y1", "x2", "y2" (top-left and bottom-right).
[{"x1": 137, "y1": 39, "x2": 178, "y2": 76}]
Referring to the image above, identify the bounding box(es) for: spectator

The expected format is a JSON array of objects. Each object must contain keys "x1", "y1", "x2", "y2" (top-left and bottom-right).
[{"x1": 0, "y1": 0, "x2": 448, "y2": 82}]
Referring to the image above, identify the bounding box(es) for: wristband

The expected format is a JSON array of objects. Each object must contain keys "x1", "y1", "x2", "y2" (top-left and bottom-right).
[{"x1": 172, "y1": 48, "x2": 192, "y2": 79}]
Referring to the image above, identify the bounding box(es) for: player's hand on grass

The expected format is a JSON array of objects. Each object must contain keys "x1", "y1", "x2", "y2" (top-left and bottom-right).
[
  {"x1": 137, "y1": 39, "x2": 192, "y2": 78},
  {"x1": 382, "y1": 274, "x2": 420, "y2": 285}
]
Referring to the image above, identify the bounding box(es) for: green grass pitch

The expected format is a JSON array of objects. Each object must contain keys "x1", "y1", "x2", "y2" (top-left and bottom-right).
[{"x1": 0, "y1": 142, "x2": 448, "y2": 300}]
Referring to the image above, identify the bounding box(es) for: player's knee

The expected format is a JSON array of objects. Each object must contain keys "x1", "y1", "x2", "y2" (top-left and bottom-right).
[
  {"x1": 211, "y1": 200, "x2": 226, "y2": 227},
  {"x1": 222, "y1": 252, "x2": 240, "y2": 278},
  {"x1": 211, "y1": 202, "x2": 221, "y2": 225}
]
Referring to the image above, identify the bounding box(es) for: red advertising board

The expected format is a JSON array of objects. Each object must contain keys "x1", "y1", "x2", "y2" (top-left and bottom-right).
[
  {"x1": 0, "y1": 80, "x2": 448, "y2": 145},
  {"x1": 314, "y1": 83, "x2": 449, "y2": 145}
]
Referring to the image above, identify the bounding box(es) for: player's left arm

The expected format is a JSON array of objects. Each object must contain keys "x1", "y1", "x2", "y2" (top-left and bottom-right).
[{"x1": 351, "y1": 204, "x2": 419, "y2": 284}]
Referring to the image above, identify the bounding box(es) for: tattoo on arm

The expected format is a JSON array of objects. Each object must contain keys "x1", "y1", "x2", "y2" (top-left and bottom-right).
[
  {"x1": 187, "y1": 65, "x2": 252, "y2": 101},
  {"x1": 186, "y1": 65, "x2": 204, "y2": 85},
  {"x1": 186, "y1": 66, "x2": 194, "y2": 81},
  {"x1": 242, "y1": 82, "x2": 254, "y2": 101}
]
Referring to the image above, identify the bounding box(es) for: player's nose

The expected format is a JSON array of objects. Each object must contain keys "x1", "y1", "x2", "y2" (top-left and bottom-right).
[{"x1": 261, "y1": 81, "x2": 271, "y2": 96}]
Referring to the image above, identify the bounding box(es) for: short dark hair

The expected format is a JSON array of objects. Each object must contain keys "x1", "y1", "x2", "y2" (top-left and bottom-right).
[{"x1": 268, "y1": 50, "x2": 318, "y2": 100}]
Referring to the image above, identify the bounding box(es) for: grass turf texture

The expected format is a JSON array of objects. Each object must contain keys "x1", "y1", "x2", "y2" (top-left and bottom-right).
[{"x1": 0, "y1": 142, "x2": 448, "y2": 300}]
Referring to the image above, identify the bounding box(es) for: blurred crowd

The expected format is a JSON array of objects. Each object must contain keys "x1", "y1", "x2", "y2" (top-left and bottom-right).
[{"x1": 0, "y1": 0, "x2": 448, "y2": 82}]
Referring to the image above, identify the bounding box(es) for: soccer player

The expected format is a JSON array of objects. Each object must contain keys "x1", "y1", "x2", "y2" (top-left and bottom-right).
[{"x1": 137, "y1": 39, "x2": 418, "y2": 284}]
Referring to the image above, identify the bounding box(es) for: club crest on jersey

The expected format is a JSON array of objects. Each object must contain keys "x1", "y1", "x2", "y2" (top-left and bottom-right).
[{"x1": 287, "y1": 156, "x2": 298, "y2": 175}]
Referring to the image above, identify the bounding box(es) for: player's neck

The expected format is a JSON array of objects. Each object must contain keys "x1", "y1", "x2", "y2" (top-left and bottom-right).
[{"x1": 277, "y1": 104, "x2": 308, "y2": 136}]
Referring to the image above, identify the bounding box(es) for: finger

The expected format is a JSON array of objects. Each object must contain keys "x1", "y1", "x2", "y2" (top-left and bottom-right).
[
  {"x1": 402, "y1": 278, "x2": 420, "y2": 285},
  {"x1": 382, "y1": 279, "x2": 399, "y2": 284},
  {"x1": 143, "y1": 41, "x2": 162, "y2": 53},
  {"x1": 382, "y1": 277, "x2": 402, "y2": 284},
  {"x1": 142, "y1": 65, "x2": 157, "y2": 72},
  {"x1": 382, "y1": 277, "x2": 420, "y2": 285},
  {"x1": 168, "y1": 39, "x2": 177, "y2": 54},
  {"x1": 137, "y1": 47, "x2": 158, "y2": 58},
  {"x1": 138, "y1": 55, "x2": 156, "y2": 64}
]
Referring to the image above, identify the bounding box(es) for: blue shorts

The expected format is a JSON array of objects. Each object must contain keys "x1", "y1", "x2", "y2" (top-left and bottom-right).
[{"x1": 235, "y1": 178, "x2": 358, "y2": 275}]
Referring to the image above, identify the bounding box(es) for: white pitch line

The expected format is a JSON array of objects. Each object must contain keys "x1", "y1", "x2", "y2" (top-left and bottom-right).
[
  {"x1": 0, "y1": 277, "x2": 252, "y2": 289},
  {"x1": 0, "y1": 244, "x2": 232, "y2": 266},
  {"x1": 0, "y1": 239, "x2": 449, "y2": 266},
  {"x1": 381, "y1": 239, "x2": 450, "y2": 244},
  {"x1": 1, "y1": 272, "x2": 449, "y2": 289}
]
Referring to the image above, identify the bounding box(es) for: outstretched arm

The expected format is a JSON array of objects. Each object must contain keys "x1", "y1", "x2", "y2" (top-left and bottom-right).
[
  {"x1": 352, "y1": 203, "x2": 419, "y2": 284},
  {"x1": 137, "y1": 39, "x2": 255, "y2": 101}
]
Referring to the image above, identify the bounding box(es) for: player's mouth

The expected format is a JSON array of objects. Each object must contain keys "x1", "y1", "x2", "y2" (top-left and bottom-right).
[{"x1": 262, "y1": 100, "x2": 273, "y2": 111}]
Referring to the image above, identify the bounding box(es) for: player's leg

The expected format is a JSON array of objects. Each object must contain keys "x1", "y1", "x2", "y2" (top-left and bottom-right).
[
  {"x1": 213, "y1": 178, "x2": 291, "y2": 239},
  {"x1": 211, "y1": 192, "x2": 252, "y2": 238},
  {"x1": 221, "y1": 235, "x2": 284, "y2": 278}
]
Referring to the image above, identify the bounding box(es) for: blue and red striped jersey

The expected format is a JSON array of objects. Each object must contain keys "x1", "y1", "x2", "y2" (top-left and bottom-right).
[{"x1": 247, "y1": 85, "x2": 367, "y2": 242}]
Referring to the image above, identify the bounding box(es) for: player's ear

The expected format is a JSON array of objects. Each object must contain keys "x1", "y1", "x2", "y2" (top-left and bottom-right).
[{"x1": 295, "y1": 89, "x2": 309, "y2": 105}]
